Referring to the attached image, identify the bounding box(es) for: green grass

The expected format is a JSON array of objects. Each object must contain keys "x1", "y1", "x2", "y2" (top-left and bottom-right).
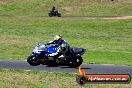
[
  {"x1": 0, "y1": 17, "x2": 132, "y2": 65},
  {"x1": 0, "y1": 70, "x2": 131, "y2": 88},
  {"x1": 0, "y1": 0, "x2": 132, "y2": 16}
]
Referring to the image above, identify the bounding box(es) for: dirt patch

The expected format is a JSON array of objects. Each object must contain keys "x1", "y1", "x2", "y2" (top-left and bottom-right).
[
  {"x1": 0, "y1": 0, "x2": 12, "y2": 2},
  {"x1": 62, "y1": 7, "x2": 73, "y2": 12},
  {"x1": 103, "y1": 16, "x2": 132, "y2": 19},
  {"x1": 0, "y1": 0, "x2": 13, "y2": 4},
  {"x1": 0, "y1": 35, "x2": 28, "y2": 45}
]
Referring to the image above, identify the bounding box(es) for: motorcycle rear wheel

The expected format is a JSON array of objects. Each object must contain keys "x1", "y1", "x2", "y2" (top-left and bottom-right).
[
  {"x1": 68, "y1": 56, "x2": 83, "y2": 68},
  {"x1": 57, "y1": 13, "x2": 61, "y2": 17}
]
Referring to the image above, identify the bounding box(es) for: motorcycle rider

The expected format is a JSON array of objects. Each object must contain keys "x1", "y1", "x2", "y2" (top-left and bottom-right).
[
  {"x1": 45, "y1": 35, "x2": 70, "y2": 59},
  {"x1": 51, "y1": 6, "x2": 58, "y2": 14}
]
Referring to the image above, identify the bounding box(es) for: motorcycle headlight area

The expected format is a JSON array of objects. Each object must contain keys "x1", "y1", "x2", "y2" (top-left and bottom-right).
[{"x1": 33, "y1": 49, "x2": 42, "y2": 53}]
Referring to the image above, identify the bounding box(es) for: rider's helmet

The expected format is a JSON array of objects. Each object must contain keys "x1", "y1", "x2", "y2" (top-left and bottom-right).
[
  {"x1": 54, "y1": 35, "x2": 62, "y2": 40},
  {"x1": 54, "y1": 35, "x2": 63, "y2": 45},
  {"x1": 52, "y1": 6, "x2": 56, "y2": 10}
]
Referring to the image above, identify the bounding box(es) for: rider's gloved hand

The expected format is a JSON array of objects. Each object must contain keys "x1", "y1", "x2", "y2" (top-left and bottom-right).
[{"x1": 45, "y1": 42, "x2": 50, "y2": 46}]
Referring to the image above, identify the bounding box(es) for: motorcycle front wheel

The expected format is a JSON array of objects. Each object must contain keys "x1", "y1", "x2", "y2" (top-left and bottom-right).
[
  {"x1": 27, "y1": 55, "x2": 40, "y2": 66},
  {"x1": 49, "y1": 12, "x2": 53, "y2": 17}
]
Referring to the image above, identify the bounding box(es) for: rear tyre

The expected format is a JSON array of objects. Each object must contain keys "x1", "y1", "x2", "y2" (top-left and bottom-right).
[
  {"x1": 27, "y1": 55, "x2": 40, "y2": 66},
  {"x1": 68, "y1": 56, "x2": 83, "y2": 68},
  {"x1": 57, "y1": 13, "x2": 61, "y2": 17}
]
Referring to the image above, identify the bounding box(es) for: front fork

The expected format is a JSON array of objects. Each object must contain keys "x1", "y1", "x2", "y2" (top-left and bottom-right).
[{"x1": 32, "y1": 52, "x2": 47, "y2": 64}]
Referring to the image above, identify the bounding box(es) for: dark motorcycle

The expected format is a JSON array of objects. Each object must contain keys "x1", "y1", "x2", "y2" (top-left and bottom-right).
[
  {"x1": 27, "y1": 42, "x2": 86, "y2": 68},
  {"x1": 48, "y1": 10, "x2": 61, "y2": 17}
]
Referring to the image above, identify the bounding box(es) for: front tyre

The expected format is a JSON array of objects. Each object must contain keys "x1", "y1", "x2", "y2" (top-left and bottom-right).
[
  {"x1": 27, "y1": 55, "x2": 40, "y2": 66},
  {"x1": 68, "y1": 56, "x2": 83, "y2": 68},
  {"x1": 49, "y1": 12, "x2": 53, "y2": 17}
]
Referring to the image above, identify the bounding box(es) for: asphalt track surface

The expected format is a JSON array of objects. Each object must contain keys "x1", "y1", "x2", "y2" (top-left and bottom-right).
[{"x1": 0, "y1": 60, "x2": 132, "y2": 76}]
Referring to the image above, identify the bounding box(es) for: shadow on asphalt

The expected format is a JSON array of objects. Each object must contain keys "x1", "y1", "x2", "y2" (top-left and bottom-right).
[
  {"x1": 81, "y1": 67, "x2": 91, "y2": 70},
  {"x1": 60, "y1": 66, "x2": 91, "y2": 69}
]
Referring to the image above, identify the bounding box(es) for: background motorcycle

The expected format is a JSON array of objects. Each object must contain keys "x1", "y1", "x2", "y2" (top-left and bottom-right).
[
  {"x1": 27, "y1": 42, "x2": 86, "y2": 68},
  {"x1": 48, "y1": 10, "x2": 61, "y2": 17}
]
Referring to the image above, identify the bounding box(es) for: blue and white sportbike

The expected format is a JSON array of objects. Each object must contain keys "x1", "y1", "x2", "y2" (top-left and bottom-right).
[{"x1": 27, "y1": 42, "x2": 86, "y2": 67}]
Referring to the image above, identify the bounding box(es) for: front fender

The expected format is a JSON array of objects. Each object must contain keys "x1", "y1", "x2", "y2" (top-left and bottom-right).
[{"x1": 32, "y1": 52, "x2": 41, "y2": 59}]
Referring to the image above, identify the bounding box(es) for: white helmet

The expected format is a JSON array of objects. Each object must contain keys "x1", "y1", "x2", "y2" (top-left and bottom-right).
[{"x1": 54, "y1": 35, "x2": 62, "y2": 40}]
